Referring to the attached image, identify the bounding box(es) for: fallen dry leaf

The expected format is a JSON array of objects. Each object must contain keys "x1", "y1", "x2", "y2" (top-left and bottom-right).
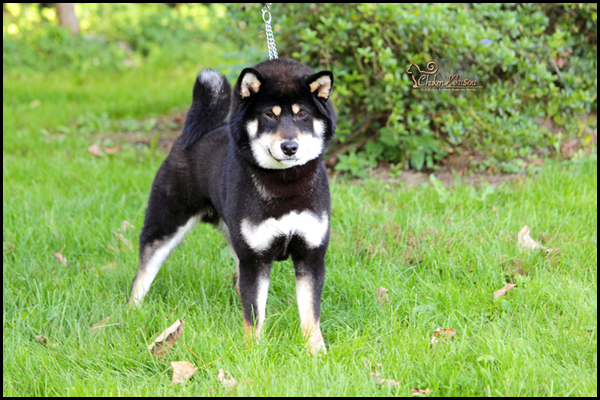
[
  {"x1": 370, "y1": 370, "x2": 401, "y2": 388},
  {"x1": 430, "y1": 327, "x2": 456, "y2": 347},
  {"x1": 217, "y1": 368, "x2": 238, "y2": 389},
  {"x1": 171, "y1": 361, "x2": 199, "y2": 385},
  {"x1": 112, "y1": 231, "x2": 133, "y2": 250},
  {"x1": 89, "y1": 315, "x2": 113, "y2": 332},
  {"x1": 377, "y1": 378, "x2": 401, "y2": 388},
  {"x1": 30, "y1": 99, "x2": 41, "y2": 109},
  {"x1": 364, "y1": 359, "x2": 382, "y2": 369},
  {"x1": 54, "y1": 252, "x2": 67, "y2": 265},
  {"x1": 121, "y1": 220, "x2": 135, "y2": 232},
  {"x1": 35, "y1": 335, "x2": 60, "y2": 348},
  {"x1": 103, "y1": 145, "x2": 120, "y2": 154},
  {"x1": 494, "y1": 283, "x2": 517, "y2": 299},
  {"x1": 375, "y1": 287, "x2": 390, "y2": 305},
  {"x1": 517, "y1": 225, "x2": 546, "y2": 251},
  {"x1": 107, "y1": 243, "x2": 119, "y2": 253},
  {"x1": 370, "y1": 370, "x2": 381, "y2": 380},
  {"x1": 100, "y1": 262, "x2": 116, "y2": 271},
  {"x1": 518, "y1": 226, "x2": 560, "y2": 256},
  {"x1": 149, "y1": 319, "x2": 184, "y2": 357},
  {"x1": 87, "y1": 143, "x2": 104, "y2": 157},
  {"x1": 412, "y1": 387, "x2": 431, "y2": 396}
]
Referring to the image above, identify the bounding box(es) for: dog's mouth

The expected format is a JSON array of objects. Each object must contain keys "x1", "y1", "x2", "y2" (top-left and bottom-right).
[{"x1": 268, "y1": 149, "x2": 298, "y2": 163}]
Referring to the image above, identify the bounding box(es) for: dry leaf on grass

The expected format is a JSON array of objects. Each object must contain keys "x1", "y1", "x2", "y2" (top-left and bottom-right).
[
  {"x1": 411, "y1": 387, "x2": 432, "y2": 396},
  {"x1": 430, "y1": 327, "x2": 456, "y2": 347},
  {"x1": 54, "y1": 253, "x2": 67, "y2": 265},
  {"x1": 370, "y1": 370, "x2": 401, "y2": 388},
  {"x1": 149, "y1": 319, "x2": 184, "y2": 357},
  {"x1": 517, "y1": 225, "x2": 559, "y2": 255},
  {"x1": 517, "y1": 225, "x2": 545, "y2": 250},
  {"x1": 89, "y1": 315, "x2": 113, "y2": 332},
  {"x1": 112, "y1": 231, "x2": 133, "y2": 250},
  {"x1": 377, "y1": 378, "x2": 401, "y2": 388},
  {"x1": 87, "y1": 143, "x2": 104, "y2": 157},
  {"x1": 364, "y1": 359, "x2": 382, "y2": 369},
  {"x1": 217, "y1": 369, "x2": 238, "y2": 389},
  {"x1": 171, "y1": 361, "x2": 199, "y2": 385},
  {"x1": 370, "y1": 370, "x2": 381, "y2": 380},
  {"x1": 494, "y1": 283, "x2": 517, "y2": 299},
  {"x1": 35, "y1": 335, "x2": 60, "y2": 348},
  {"x1": 100, "y1": 262, "x2": 116, "y2": 271},
  {"x1": 121, "y1": 220, "x2": 135, "y2": 232},
  {"x1": 103, "y1": 145, "x2": 120, "y2": 154},
  {"x1": 375, "y1": 287, "x2": 390, "y2": 305}
]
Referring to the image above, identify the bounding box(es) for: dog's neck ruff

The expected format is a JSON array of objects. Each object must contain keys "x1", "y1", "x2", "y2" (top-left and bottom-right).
[{"x1": 244, "y1": 158, "x2": 321, "y2": 201}]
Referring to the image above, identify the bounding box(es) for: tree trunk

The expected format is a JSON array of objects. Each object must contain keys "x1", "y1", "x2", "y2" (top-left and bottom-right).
[{"x1": 55, "y1": 3, "x2": 79, "y2": 36}]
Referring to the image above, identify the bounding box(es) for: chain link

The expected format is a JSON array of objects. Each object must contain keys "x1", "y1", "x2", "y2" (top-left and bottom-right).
[{"x1": 261, "y1": 4, "x2": 278, "y2": 60}]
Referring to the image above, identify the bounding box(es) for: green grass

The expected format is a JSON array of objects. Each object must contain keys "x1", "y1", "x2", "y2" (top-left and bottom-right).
[{"x1": 3, "y1": 54, "x2": 597, "y2": 396}]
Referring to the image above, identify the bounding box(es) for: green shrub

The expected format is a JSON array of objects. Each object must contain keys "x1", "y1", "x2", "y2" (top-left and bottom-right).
[{"x1": 223, "y1": 3, "x2": 597, "y2": 173}]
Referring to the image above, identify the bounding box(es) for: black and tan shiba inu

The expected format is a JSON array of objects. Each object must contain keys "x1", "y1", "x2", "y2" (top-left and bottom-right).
[{"x1": 129, "y1": 59, "x2": 335, "y2": 354}]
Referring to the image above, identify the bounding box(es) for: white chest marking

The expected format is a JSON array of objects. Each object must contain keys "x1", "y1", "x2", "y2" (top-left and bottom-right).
[{"x1": 241, "y1": 211, "x2": 328, "y2": 252}]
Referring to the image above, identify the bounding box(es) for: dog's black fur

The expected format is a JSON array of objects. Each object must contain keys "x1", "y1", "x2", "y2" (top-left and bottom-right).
[{"x1": 129, "y1": 59, "x2": 335, "y2": 353}]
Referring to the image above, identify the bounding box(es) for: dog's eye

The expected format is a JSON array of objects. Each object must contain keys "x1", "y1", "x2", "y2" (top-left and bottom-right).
[
  {"x1": 297, "y1": 111, "x2": 308, "y2": 119},
  {"x1": 264, "y1": 112, "x2": 276, "y2": 120}
]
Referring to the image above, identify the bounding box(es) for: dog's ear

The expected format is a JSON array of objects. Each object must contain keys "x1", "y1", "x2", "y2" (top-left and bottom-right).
[
  {"x1": 238, "y1": 68, "x2": 262, "y2": 99},
  {"x1": 307, "y1": 71, "x2": 333, "y2": 100}
]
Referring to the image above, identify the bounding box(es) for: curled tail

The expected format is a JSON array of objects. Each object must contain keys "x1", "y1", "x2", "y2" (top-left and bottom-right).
[{"x1": 181, "y1": 69, "x2": 232, "y2": 149}]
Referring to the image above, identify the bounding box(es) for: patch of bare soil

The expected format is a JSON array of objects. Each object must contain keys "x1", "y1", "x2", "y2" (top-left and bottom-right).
[
  {"x1": 97, "y1": 111, "x2": 595, "y2": 188},
  {"x1": 94, "y1": 111, "x2": 186, "y2": 153},
  {"x1": 368, "y1": 163, "x2": 525, "y2": 188}
]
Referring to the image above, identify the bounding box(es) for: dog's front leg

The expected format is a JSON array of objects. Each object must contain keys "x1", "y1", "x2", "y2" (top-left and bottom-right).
[
  {"x1": 237, "y1": 260, "x2": 272, "y2": 341},
  {"x1": 293, "y1": 253, "x2": 327, "y2": 355}
]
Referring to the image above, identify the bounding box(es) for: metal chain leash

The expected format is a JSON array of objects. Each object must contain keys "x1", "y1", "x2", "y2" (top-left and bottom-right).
[{"x1": 261, "y1": 3, "x2": 279, "y2": 60}]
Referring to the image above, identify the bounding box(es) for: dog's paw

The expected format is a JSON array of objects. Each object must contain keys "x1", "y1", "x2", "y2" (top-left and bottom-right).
[{"x1": 308, "y1": 331, "x2": 327, "y2": 356}]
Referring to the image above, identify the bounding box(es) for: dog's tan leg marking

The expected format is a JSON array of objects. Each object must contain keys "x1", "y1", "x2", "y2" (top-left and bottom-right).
[
  {"x1": 296, "y1": 276, "x2": 326, "y2": 355},
  {"x1": 242, "y1": 274, "x2": 270, "y2": 344},
  {"x1": 129, "y1": 217, "x2": 197, "y2": 307}
]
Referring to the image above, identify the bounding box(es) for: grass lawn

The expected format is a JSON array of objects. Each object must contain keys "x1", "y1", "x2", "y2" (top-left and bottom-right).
[{"x1": 3, "y1": 53, "x2": 597, "y2": 396}]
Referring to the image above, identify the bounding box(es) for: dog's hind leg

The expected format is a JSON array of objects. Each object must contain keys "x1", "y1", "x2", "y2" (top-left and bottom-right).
[
  {"x1": 129, "y1": 183, "x2": 203, "y2": 307},
  {"x1": 129, "y1": 216, "x2": 197, "y2": 307},
  {"x1": 216, "y1": 220, "x2": 241, "y2": 297}
]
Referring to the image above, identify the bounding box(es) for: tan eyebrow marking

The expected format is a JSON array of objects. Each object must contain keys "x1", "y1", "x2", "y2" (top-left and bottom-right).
[
  {"x1": 292, "y1": 104, "x2": 300, "y2": 114},
  {"x1": 272, "y1": 106, "x2": 281, "y2": 116}
]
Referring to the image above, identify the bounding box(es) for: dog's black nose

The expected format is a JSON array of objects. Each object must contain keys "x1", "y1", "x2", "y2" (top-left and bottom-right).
[{"x1": 281, "y1": 141, "x2": 298, "y2": 156}]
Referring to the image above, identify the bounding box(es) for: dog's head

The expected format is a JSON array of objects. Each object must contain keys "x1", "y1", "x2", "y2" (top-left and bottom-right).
[{"x1": 230, "y1": 59, "x2": 336, "y2": 170}]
